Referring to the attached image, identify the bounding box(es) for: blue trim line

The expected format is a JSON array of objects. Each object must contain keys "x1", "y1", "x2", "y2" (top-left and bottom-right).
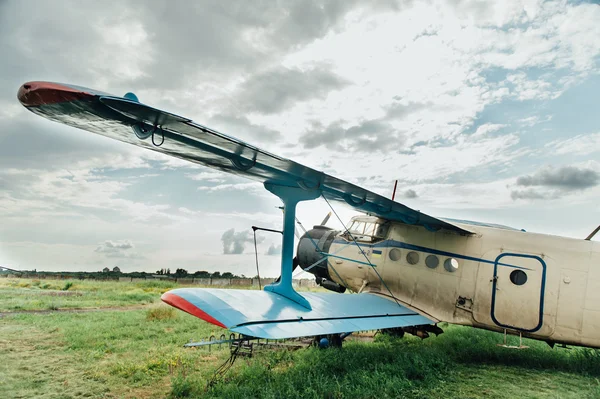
[
  {"x1": 332, "y1": 239, "x2": 532, "y2": 271},
  {"x1": 319, "y1": 252, "x2": 374, "y2": 267},
  {"x1": 490, "y1": 253, "x2": 546, "y2": 333}
]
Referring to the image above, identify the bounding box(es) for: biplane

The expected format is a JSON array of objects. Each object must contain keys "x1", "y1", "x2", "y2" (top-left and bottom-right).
[{"x1": 18, "y1": 81, "x2": 600, "y2": 348}]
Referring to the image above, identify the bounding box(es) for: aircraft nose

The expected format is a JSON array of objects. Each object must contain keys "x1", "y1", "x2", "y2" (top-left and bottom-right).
[{"x1": 17, "y1": 81, "x2": 90, "y2": 107}]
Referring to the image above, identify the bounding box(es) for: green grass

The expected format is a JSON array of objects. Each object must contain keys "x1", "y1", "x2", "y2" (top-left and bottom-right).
[
  {"x1": 0, "y1": 278, "x2": 323, "y2": 312},
  {"x1": 192, "y1": 328, "x2": 600, "y2": 399},
  {"x1": 2, "y1": 279, "x2": 600, "y2": 398},
  {"x1": 0, "y1": 278, "x2": 180, "y2": 312}
]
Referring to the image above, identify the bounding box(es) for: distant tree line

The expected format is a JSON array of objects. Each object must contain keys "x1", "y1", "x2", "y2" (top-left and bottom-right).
[
  {"x1": 154, "y1": 268, "x2": 240, "y2": 279},
  {"x1": 0, "y1": 268, "x2": 247, "y2": 280}
]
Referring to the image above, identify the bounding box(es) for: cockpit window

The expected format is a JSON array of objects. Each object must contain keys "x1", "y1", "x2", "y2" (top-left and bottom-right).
[
  {"x1": 349, "y1": 222, "x2": 365, "y2": 234},
  {"x1": 344, "y1": 220, "x2": 389, "y2": 243}
]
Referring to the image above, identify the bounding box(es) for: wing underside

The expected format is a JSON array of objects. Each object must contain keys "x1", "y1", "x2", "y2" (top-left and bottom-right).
[
  {"x1": 162, "y1": 288, "x2": 434, "y2": 339},
  {"x1": 18, "y1": 81, "x2": 473, "y2": 235}
]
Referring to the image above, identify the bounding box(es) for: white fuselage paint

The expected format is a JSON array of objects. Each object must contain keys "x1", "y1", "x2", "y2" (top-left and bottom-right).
[{"x1": 327, "y1": 217, "x2": 600, "y2": 348}]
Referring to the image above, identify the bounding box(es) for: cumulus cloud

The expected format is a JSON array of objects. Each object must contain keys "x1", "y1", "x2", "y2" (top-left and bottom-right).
[
  {"x1": 235, "y1": 66, "x2": 349, "y2": 114},
  {"x1": 300, "y1": 119, "x2": 404, "y2": 153},
  {"x1": 94, "y1": 240, "x2": 140, "y2": 259},
  {"x1": 209, "y1": 113, "x2": 282, "y2": 142},
  {"x1": 511, "y1": 165, "x2": 600, "y2": 201},
  {"x1": 515, "y1": 166, "x2": 599, "y2": 190},
  {"x1": 266, "y1": 243, "x2": 282, "y2": 256},
  {"x1": 221, "y1": 228, "x2": 264, "y2": 255},
  {"x1": 404, "y1": 189, "x2": 418, "y2": 198}
]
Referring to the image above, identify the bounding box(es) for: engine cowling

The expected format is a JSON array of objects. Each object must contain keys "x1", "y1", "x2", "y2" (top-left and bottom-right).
[{"x1": 296, "y1": 226, "x2": 346, "y2": 292}]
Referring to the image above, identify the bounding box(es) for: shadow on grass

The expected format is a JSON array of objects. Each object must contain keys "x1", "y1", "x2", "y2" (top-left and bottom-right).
[{"x1": 171, "y1": 325, "x2": 600, "y2": 399}]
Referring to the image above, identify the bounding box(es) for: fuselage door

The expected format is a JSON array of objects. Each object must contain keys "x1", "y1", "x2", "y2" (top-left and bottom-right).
[{"x1": 491, "y1": 253, "x2": 546, "y2": 332}]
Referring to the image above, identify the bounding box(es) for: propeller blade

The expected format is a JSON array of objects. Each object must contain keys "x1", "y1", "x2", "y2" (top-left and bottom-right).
[{"x1": 320, "y1": 212, "x2": 332, "y2": 226}]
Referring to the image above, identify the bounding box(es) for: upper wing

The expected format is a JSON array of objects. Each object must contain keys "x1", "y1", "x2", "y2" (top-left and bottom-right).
[
  {"x1": 18, "y1": 81, "x2": 472, "y2": 234},
  {"x1": 162, "y1": 288, "x2": 434, "y2": 339}
]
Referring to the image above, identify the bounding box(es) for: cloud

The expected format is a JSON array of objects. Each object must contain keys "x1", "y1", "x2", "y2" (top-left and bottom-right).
[
  {"x1": 185, "y1": 171, "x2": 227, "y2": 183},
  {"x1": 3, "y1": 0, "x2": 600, "y2": 272},
  {"x1": 197, "y1": 182, "x2": 264, "y2": 193},
  {"x1": 404, "y1": 189, "x2": 418, "y2": 198},
  {"x1": 511, "y1": 165, "x2": 600, "y2": 201},
  {"x1": 547, "y1": 132, "x2": 600, "y2": 156},
  {"x1": 472, "y1": 123, "x2": 506, "y2": 137},
  {"x1": 300, "y1": 118, "x2": 404, "y2": 153},
  {"x1": 94, "y1": 240, "x2": 141, "y2": 259},
  {"x1": 510, "y1": 189, "x2": 555, "y2": 201},
  {"x1": 209, "y1": 113, "x2": 282, "y2": 142},
  {"x1": 266, "y1": 243, "x2": 282, "y2": 256},
  {"x1": 235, "y1": 65, "x2": 349, "y2": 114},
  {"x1": 221, "y1": 228, "x2": 264, "y2": 255},
  {"x1": 515, "y1": 166, "x2": 599, "y2": 190}
]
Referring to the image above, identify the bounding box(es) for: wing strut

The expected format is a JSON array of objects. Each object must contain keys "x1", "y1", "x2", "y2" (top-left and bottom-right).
[{"x1": 263, "y1": 183, "x2": 321, "y2": 309}]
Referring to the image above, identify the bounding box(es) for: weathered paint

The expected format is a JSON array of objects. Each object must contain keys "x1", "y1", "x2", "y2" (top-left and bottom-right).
[{"x1": 328, "y1": 219, "x2": 600, "y2": 348}]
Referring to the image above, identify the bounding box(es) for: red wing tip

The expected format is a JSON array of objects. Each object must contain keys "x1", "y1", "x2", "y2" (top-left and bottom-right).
[
  {"x1": 18, "y1": 81, "x2": 91, "y2": 107},
  {"x1": 161, "y1": 291, "x2": 227, "y2": 329}
]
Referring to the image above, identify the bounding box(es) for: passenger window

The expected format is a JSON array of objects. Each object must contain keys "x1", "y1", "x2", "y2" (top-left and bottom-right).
[
  {"x1": 444, "y1": 258, "x2": 459, "y2": 272},
  {"x1": 407, "y1": 251, "x2": 420, "y2": 265},
  {"x1": 375, "y1": 223, "x2": 390, "y2": 239},
  {"x1": 510, "y1": 270, "x2": 527, "y2": 285},
  {"x1": 425, "y1": 255, "x2": 439, "y2": 269}
]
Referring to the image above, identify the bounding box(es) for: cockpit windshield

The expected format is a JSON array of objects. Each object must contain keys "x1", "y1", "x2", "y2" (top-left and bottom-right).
[{"x1": 345, "y1": 220, "x2": 389, "y2": 242}]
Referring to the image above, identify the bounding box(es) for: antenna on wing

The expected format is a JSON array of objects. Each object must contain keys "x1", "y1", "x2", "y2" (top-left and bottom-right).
[
  {"x1": 391, "y1": 179, "x2": 398, "y2": 201},
  {"x1": 585, "y1": 224, "x2": 600, "y2": 241}
]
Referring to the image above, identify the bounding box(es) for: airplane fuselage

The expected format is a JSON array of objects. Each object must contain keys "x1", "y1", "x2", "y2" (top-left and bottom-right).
[{"x1": 303, "y1": 216, "x2": 600, "y2": 348}]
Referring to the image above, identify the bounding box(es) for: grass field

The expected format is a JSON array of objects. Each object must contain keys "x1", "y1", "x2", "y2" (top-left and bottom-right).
[{"x1": 1, "y1": 278, "x2": 600, "y2": 398}]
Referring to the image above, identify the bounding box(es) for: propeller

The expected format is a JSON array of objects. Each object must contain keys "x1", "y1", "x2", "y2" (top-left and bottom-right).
[
  {"x1": 320, "y1": 212, "x2": 332, "y2": 226},
  {"x1": 274, "y1": 211, "x2": 332, "y2": 283}
]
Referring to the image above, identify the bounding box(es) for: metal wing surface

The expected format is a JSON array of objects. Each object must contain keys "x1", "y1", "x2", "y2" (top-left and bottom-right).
[
  {"x1": 17, "y1": 81, "x2": 472, "y2": 234},
  {"x1": 162, "y1": 288, "x2": 433, "y2": 339}
]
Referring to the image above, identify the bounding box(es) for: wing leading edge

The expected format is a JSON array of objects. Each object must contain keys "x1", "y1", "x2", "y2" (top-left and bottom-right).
[
  {"x1": 18, "y1": 81, "x2": 473, "y2": 235},
  {"x1": 162, "y1": 288, "x2": 433, "y2": 339}
]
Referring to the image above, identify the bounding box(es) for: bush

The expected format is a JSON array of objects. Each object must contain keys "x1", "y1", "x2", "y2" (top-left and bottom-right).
[
  {"x1": 62, "y1": 282, "x2": 74, "y2": 291},
  {"x1": 146, "y1": 305, "x2": 177, "y2": 321},
  {"x1": 170, "y1": 375, "x2": 195, "y2": 398}
]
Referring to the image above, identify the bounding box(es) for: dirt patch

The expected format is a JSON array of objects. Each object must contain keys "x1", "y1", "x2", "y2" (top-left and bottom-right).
[{"x1": 0, "y1": 304, "x2": 152, "y2": 318}]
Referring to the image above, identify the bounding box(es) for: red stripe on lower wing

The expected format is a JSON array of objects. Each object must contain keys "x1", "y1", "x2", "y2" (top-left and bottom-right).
[{"x1": 161, "y1": 292, "x2": 227, "y2": 328}]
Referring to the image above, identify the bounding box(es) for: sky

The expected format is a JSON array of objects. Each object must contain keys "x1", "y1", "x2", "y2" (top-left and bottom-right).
[{"x1": 1, "y1": 0, "x2": 599, "y2": 277}]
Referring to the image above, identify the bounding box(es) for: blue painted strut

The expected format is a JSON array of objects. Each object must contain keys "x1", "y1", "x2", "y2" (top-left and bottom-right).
[{"x1": 264, "y1": 183, "x2": 321, "y2": 309}]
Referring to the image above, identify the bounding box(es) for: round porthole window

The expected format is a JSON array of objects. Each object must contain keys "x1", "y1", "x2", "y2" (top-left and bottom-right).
[
  {"x1": 444, "y1": 258, "x2": 459, "y2": 272},
  {"x1": 425, "y1": 255, "x2": 439, "y2": 269},
  {"x1": 406, "y1": 251, "x2": 420, "y2": 265},
  {"x1": 510, "y1": 269, "x2": 527, "y2": 285},
  {"x1": 389, "y1": 248, "x2": 401, "y2": 261}
]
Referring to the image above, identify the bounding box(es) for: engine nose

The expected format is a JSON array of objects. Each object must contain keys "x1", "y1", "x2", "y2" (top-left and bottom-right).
[{"x1": 296, "y1": 226, "x2": 340, "y2": 280}]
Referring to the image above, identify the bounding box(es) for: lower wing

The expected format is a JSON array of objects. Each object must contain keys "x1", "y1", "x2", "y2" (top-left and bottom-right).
[{"x1": 162, "y1": 288, "x2": 434, "y2": 339}]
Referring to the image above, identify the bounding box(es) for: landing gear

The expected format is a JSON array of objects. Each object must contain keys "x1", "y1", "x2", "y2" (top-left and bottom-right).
[
  {"x1": 313, "y1": 333, "x2": 345, "y2": 349},
  {"x1": 379, "y1": 325, "x2": 444, "y2": 340}
]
